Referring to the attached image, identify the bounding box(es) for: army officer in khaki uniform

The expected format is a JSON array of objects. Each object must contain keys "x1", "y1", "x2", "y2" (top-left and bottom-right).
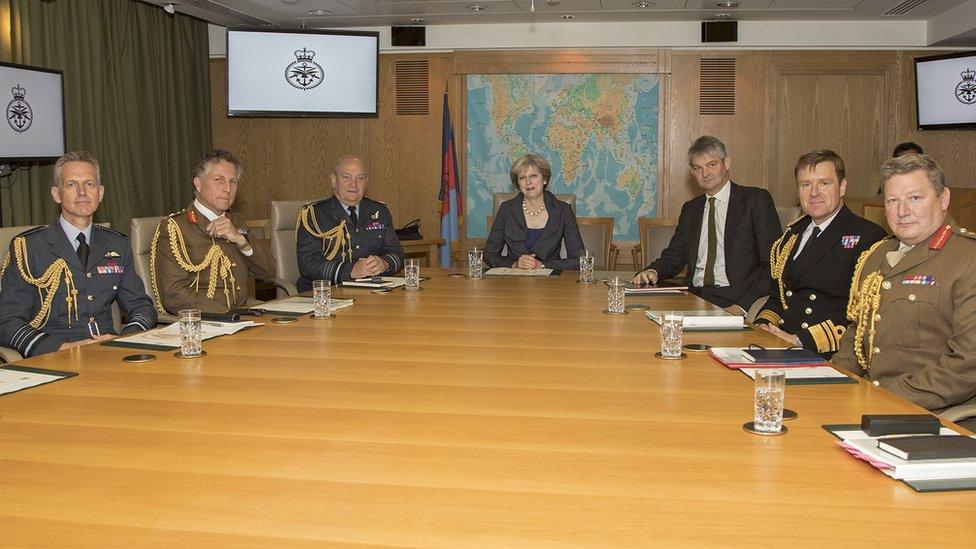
[
  {"x1": 151, "y1": 149, "x2": 276, "y2": 314},
  {"x1": 832, "y1": 155, "x2": 976, "y2": 415}
]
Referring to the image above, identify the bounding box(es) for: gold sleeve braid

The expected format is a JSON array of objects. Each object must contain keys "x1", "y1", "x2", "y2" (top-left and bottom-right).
[
  {"x1": 10, "y1": 236, "x2": 78, "y2": 328},
  {"x1": 298, "y1": 204, "x2": 352, "y2": 261},
  {"x1": 846, "y1": 239, "x2": 888, "y2": 370},
  {"x1": 149, "y1": 217, "x2": 236, "y2": 314}
]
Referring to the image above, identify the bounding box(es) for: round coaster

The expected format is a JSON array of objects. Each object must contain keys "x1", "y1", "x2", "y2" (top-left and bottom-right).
[
  {"x1": 602, "y1": 309, "x2": 629, "y2": 315},
  {"x1": 371, "y1": 288, "x2": 393, "y2": 294},
  {"x1": 682, "y1": 343, "x2": 711, "y2": 352},
  {"x1": 404, "y1": 287, "x2": 424, "y2": 292},
  {"x1": 577, "y1": 280, "x2": 598, "y2": 284},
  {"x1": 446, "y1": 273, "x2": 466, "y2": 278},
  {"x1": 309, "y1": 313, "x2": 336, "y2": 319},
  {"x1": 654, "y1": 351, "x2": 687, "y2": 360},
  {"x1": 625, "y1": 304, "x2": 651, "y2": 311},
  {"x1": 173, "y1": 350, "x2": 207, "y2": 359},
  {"x1": 742, "y1": 422, "x2": 788, "y2": 436},
  {"x1": 271, "y1": 316, "x2": 299, "y2": 324},
  {"x1": 122, "y1": 353, "x2": 156, "y2": 364},
  {"x1": 465, "y1": 276, "x2": 485, "y2": 280},
  {"x1": 782, "y1": 408, "x2": 798, "y2": 421}
]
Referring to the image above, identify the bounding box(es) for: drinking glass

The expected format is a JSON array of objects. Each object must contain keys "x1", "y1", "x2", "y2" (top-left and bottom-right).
[
  {"x1": 660, "y1": 312, "x2": 684, "y2": 358},
  {"x1": 178, "y1": 308, "x2": 202, "y2": 357},
  {"x1": 579, "y1": 251, "x2": 595, "y2": 283},
  {"x1": 312, "y1": 279, "x2": 332, "y2": 317},
  {"x1": 754, "y1": 369, "x2": 786, "y2": 433},
  {"x1": 607, "y1": 276, "x2": 625, "y2": 314},
  {"x1": 468, "y1": 248, "x2": 484, "y2": 279},
  {"x1": 404, "y1": 259, "x2": 421, "y2": 291}
]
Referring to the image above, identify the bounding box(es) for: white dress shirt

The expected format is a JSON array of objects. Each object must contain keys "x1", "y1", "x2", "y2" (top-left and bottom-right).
[
  {"x1": 693, "y1": 180, "x2": 731, "y2": 287},
  {"x1": 58, "y1": 216, "x2": 92, "y2": 252}
]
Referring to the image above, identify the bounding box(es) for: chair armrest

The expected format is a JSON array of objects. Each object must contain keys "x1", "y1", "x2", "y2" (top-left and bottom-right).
[
  {"x1": 609, "y1": 243, "x2": 620, "y2": 271},
  {"x1": 0, "y1": 346, "x2": 23, "y2": 364},
  {"x1": 630, "y1": 244, "x2": 641, "y2": 272},
  {"x1": 263, "y1": 277, "x2": 298, "y2": 296},
  {"x1": 939, "y1": 404, "x2": 976, "y2": 423}
]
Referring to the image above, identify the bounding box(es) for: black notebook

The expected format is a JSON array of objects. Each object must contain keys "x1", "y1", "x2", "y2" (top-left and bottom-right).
[
  {"x1": 878, "y1": 435, "x2": 976, "y2": 461},
  {"x1": 743, "y1": 348, "x2": 824, "y2": 364}
]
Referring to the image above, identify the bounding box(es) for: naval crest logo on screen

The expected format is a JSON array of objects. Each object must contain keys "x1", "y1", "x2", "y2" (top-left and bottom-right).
[
  {"x1": 6, "y1": 84, "x2": 33, "y2": 133},
  {"x1": 957, "y1": 69, "x2": 976, "y2": 105},
  {"x1": 285, "y1": 48, "x2": 324, "y2": 90}
]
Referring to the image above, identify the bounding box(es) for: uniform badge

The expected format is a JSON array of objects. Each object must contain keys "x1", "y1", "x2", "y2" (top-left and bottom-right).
[
  {"x1": 97, "y1": 261, "x2": 124, "y2": 274},
  {"x1": 6, "y1": 84, "x2": 32, "y2": 133},
  {"x1": 902, "y1": 275, "x2": 936, "y2": 285},
  {"x1": 371, "y1": 210, "x2": 379, "y2": 220},
  {"x1": 365, "y1": 222, "x2": 386, "y2": 230},
  {"x1": 841, "y1": 235, "x2": 860, "y2": 249},
  {"x1": 285, "y1": 48, "x2": 324, "y2": 90},
  {"x1": 956, "y1": 68, "x2": 976, "y2": 105},
  {"x1": 104, "y1": 251, "x2": 121, "y2": 258},
  {"x1": 187, "y1": 210, "x2": 200, "y2": 224}
]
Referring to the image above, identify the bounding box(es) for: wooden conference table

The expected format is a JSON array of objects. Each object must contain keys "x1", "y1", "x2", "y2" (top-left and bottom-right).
[{"x1": 0, "y1": 271, "x2": 972, "y2": 547}]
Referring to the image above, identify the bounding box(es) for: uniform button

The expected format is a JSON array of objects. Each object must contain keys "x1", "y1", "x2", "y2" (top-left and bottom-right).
[
  {"x1": 872, "y1": 380, "x2": 880, "y2": 387},
  {"x1": 961, "y1": 228, "x2": 968, "y2": 234},
  {"x1": 112, "y1": 285, "x2": 118, "y2": 290},
  {"x1": 89, "y1": 317, "x2": 95, "y2": 322},
  {"x1": 87, "y1": 273, "x2": 92, "y2": 279},
  {"x1": 779, "y1": 319, "x2": 785, "y2": 325},
  {"x1": 873, "y1": 347, "x2": 880, "y2": 355},
  {"x1": 801, "y1": 322, "x2": 809, "y2": 329},
  {"x1": 231, "y1": 263, "x2": 236, "y2": 267},
  {"x1": 87, "y1": 295, "x2": 93, "y2": 301},
  {"x1": 804, "y1": 307, "x2": 812, "y2": 314},
  {"x1": 236, "y1": 286, "x2": 241, "y2": 291},
  {"x1": 875, "y1": 313, "x2": 882, "y2": 321},
  {"x1": 809, "y1": 294, "x2": 817, "y2": 301},
  {"x1": 786, "y1": 290, "x2": 793, "y2": 297},
  {"x1": 882, "y1": 281, "x2": 892, "y2": 290},
  {"x1": 356, "y1": 245, "x2": 360, "y2": 250},
  {"x1": 908, "y1": 294, "x2": 917, "y2": 301}
]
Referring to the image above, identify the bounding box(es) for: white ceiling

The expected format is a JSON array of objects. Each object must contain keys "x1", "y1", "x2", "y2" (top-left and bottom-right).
[{"x1": 148, "y1": 0, "x2": 972, "y2": 27}]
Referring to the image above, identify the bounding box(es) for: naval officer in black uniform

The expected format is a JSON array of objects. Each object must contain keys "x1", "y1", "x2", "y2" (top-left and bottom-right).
[
  {"x1": 296, "y1": 155, "x2": 405, "y2": 291},
  {"x1": 0, "y1": 151, "x2": 156, "y2": 357},
  {"x1": 754, "y1": 149, "x2": 886, "y2": 358}
]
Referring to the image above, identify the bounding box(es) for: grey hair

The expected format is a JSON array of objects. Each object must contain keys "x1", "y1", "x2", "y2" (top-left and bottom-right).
[{"x1": 687, "y1": 135, "x2": 727, "y2": 166}]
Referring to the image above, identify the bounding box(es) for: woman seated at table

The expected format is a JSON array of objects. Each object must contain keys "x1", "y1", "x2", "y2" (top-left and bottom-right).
[{"x1": 485, "y1": 153, "x2": 583, "y2": 271}]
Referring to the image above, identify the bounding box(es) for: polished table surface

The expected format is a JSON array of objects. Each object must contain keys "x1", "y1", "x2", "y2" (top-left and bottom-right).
[{"x1": 0, "y1": 271, "x2": 973, "y2": 547}]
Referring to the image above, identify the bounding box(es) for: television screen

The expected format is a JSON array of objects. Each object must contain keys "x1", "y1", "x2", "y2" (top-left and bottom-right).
[
  {"x1": 227, "y1": 29, "x2": 379, "y2": 117},
  {"x1": 0, "y1": 62, "x2": 65, "y2": 161},
  {"x1": 915, "y1": 51, "x2": 976, "y2": 130}
]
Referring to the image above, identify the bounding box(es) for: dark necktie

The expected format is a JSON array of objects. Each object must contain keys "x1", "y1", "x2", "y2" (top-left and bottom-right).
[
  {"x1": 704, "y1": 196, "x2": 717, "y2": 287},
  {"x1": 811, "y1": 226, "x2": 822, "y2": 240},
  {"x1": 76, "y1": 232, "x2": 90, "y2": 267},
  {"x1": 348, "y1": 205, "x2": 359, "y2": 227}
]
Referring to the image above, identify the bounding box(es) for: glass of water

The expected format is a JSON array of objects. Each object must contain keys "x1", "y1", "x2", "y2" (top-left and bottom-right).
[
  {"x1": 660, "y1": 312, "x2": 684, "y2": 358},
  {"x1": 312, "y1": 279, "x2": 332, "y2": 318},
  {"x1": 404, "y1": 259, "x2": 421, "y2": 291},
  {"x1": 468, "y1": 248, "x2": 484, "y2": 279},
  {"x1": 178, "y1": 308, "x2": 202, "y2": 357},
  {"x1": 754, "y1": 369, "x2": 786, "y2": 433},
  {"x1": 579, "y1": 251, "x2": 595, "y2": 283},
  {"x1": 607, "y1": 276, "x2": 625, "y2": 314}
]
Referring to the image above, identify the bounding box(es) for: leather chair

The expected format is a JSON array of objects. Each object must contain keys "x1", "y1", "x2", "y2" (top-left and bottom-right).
[
  {"x1": 631, "y1": 217, "x2": 679, "y2": 271},
  {"x1": 776, "y1": 206, "x2": 801, "y2": 231},
  {"x1": 269, "y1": 200, "x2": 310, "y2": 297},
  {"x1": 129, "y1": 216, "x2": 176, "y2": 324},
  {"x1": 576, "y1": 217, "x2": 617, "y2": 270}
]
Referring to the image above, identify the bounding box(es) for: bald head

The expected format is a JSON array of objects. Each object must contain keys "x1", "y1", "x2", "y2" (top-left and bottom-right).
[{"x1": 330, "y1": 155, "x2": 368, "y2": 206}]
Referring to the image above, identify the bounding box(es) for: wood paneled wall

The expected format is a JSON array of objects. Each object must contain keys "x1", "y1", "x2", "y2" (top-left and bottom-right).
[{"x1": 211, "y1": 49, "x2": 976, "y2": 269}]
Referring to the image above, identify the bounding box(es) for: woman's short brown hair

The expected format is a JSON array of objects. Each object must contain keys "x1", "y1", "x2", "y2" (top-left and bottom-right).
[{"x1": 509, "y1": 153, "x2": 552, "y2": 189}]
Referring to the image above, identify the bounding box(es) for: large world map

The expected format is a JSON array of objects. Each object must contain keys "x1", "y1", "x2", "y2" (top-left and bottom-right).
[{"x1": 466, "y1": 73, "x2": 659, "y2": 240}]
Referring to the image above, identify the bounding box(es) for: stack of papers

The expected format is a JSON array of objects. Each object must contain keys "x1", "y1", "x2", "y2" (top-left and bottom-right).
[
  {"x1": 709, "y1": 347, "x2": 830, "y2": 368},
  {"x1": 341, "y1": 277, "x2": 407, "y2": 288},
  {"x1": 484, "y1": 268, "x2": 553, "y2": 276},
  {"x1": 739, "y1": 366, "x2": 853, "y2": 384},
  {"x1": 108, "y1": 320, "x2": 263, "y2": 350},
  {"x1": 254, "y1": 296, "x2": 354, "y2": 315},
  {"x1": 832, "y1": 427, "x2": 976, "y2": 481},
  {"x1": 646, "y1": 310, "x2": 744, "y2": 330}
]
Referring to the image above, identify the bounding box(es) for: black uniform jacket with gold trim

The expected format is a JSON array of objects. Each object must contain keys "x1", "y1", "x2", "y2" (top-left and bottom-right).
[
  {"x1": 296, "y1": 196, "x2": 405, "y2": 292},
  {"x1": 0, "y1": 222, "x2": 156, "y2": 357},
  {"x1": 756, "y1": 205, "x2": 886, "y2": 358},
  {"x1": 832, "y1": 219, "x2": 976, "y2": 412}
]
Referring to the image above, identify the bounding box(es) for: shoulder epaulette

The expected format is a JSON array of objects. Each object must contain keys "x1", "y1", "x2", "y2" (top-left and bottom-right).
[
  {"x1": 303, "y1": 198, "x2": 327, "y2": 208},
  {"x1": 93, "y1": 224, "x2": 126, "y2": 238},
  {"x1": 954, "y1": 226, "x2": 976, "y2": 241},
  {"x1": 15, "y1": 226, "x2": 45, "y2": 239},
  {"x1": 784, "y1": 214, "x2": 808, "y2": 231},
  {"x1": 362, "y1": 196, "x2": 387, "y2": 207}
]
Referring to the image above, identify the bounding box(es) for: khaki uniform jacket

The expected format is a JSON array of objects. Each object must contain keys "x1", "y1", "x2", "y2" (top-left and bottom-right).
[
  {"x1": 832, "y1": 219, "x2": 976, "y2": 412},
  {"x1": 153, "y1": 202, "x2": 276, "y2": 314}
]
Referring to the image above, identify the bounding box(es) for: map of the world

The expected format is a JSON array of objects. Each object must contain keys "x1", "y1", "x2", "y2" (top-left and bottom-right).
[{"x1": 466, "y1": 73, "x2": 660, "y2": 240}]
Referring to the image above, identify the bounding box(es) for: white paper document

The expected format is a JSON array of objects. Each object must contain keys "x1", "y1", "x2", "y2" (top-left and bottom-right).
[
  {"x1": 646, "y1": 310, "x2": 744, "y2": 329},
  {"x1": 113, "y1": 320, "x2": 263, "y2": 349},
  {"x1": 740, "y1": 366, "x2": 847, "y2": 381},
  {"x1": 342, "y1": 277, "x2": 407, "y2": 288},
  {"x1": 0, "y1": 366, "x2": 73, "y2": 396},
  {"x1": 485, "y1": 268, "x2": 554, "y2": 276},
  {"x1": 834, "y1": 428, "x2": 976, "y2": 481},
  {"x1": 255, "y1": 296, "x2": 354, "y2": 314}
]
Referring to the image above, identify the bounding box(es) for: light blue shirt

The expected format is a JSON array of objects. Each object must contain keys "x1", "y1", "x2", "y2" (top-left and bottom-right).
[{"x1": 58, "y1": 216, "x2": 92, "y2": 251}]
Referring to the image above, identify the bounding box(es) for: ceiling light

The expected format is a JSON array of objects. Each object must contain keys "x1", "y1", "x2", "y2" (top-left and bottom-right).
[
  {"x1": 162, "y1": 2, "x2": 176, "y2": 15},
  {"x1": 410, "y1": 18, "x2": 427, "y2": 24},
  {"x1": 467, "y1": 4, "x2": 489, "y2": 11},
  {"x1": 716, "y1": 1, "x2": 739, "y2": 7},
  {"x1": 631, "y1": 2, "x2": 655, "y2": 8},
  {"x1": 713, "y1": 12, "x2": 734, "y2": 19},
  {"x1": 547, "y1": 0, "x2": 562, "y2": 4},
  {"x1": 280, "y1": 0, "x2": 301, "y2": 4},
  {"x1": 306, "y1": 9, "x2": 331, "y2": 15},
  {"x1": 561, "y1": 14, "x2": 575, "y2": 19}
]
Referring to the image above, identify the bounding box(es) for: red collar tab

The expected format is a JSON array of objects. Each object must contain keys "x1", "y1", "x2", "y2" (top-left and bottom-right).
[
  {"x1": 929, "y1": 224, "x2": 952, "y2": 250},
  {"x1": 187, "y1": 210, "x2": 199, "y2": 225}
]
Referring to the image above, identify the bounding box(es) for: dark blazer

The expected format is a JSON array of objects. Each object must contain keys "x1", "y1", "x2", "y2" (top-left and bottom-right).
[
  {"x1": 0, "y1": 222, "x2": 156, "y2": 357},
  {"x1": 484, "y1": 191, "x2": 584, "y2": 271},
  {"x1": 756, "y1": 205, "x2": 887, "y2": 358},
  {"x1": 296, "y1": 196, "x2": 405, "y2": 291},
  {"x1": 644, "y1": 182, "x2": 782, "y2": 309}
]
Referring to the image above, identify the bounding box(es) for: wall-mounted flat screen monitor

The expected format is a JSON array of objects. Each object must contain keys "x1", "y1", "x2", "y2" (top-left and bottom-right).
[
  {"x1": 915, "y1": 51, "x2": 976, "y2": 130},
  {"x1": 0, "y1": 62, "x2": 66, "y2": 161},
  {"x1": 227, "y1": 29, "x2": 379, "y2": 117}
]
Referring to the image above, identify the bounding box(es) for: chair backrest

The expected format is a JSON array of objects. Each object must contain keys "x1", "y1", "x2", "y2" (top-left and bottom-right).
[
  {"x1": 271, "y1": 200, "x2": 310, "y2": 293},
  {"x1": 129, "y1": 216, "x2": 166, "y2": 299},
  {"x1": 492, "y1": 192, "x2": 577, "y2": 215},
  {"x1": 0, "y1": 224, "x2": 43, "y2": 294},
  {"x1": 576, "y1": 217, "x2": 614, "y2": 270},
  {"x1": 776, "y1": 206, "x2": 801, "y2": 230},
  {"x1": 638, "y1": 217, "x2": 679, "y2": 268}
]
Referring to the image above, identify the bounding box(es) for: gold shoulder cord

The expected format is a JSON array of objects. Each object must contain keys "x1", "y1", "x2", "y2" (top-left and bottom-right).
[
  {"x1": 846, "y1": 239, "x2": 888, "y2": 370},
  {"x1": 298, "y1": 204, "x2": 352, "y2": 261},
  {"x1": 149, "y1": 217, "x2": 236, "y2": 313},
  {"x1": 769, "y1": 227, "x2": 798, "y2": 309},
  {"x1": 10, "y1": 236, "x2": 78, "y2": 328}
]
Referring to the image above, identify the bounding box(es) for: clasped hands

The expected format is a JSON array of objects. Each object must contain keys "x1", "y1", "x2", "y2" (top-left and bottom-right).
[
  {"x1": 351, "y1": 255, "x2": 389, "y2": 278},
  {"x1": 205, "y1": 216, "x2": 248, "y2": 248},
  {"x1": 513, "y1": 254, "x2": 543, "y2": 269}
]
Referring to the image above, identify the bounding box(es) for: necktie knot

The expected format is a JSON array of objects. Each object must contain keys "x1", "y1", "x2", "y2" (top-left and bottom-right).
[
  {"x1": 811, "y1": 226, "x2": 822, "y2": 240},
  {"x1": 348, "y1": 205, "x2": 359, "y2": 226}
]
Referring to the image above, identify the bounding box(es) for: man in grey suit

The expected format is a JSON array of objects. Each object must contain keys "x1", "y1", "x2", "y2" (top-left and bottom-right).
[{"x1": 634, "y1": 136, "x2": 781, "y2": 315}]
